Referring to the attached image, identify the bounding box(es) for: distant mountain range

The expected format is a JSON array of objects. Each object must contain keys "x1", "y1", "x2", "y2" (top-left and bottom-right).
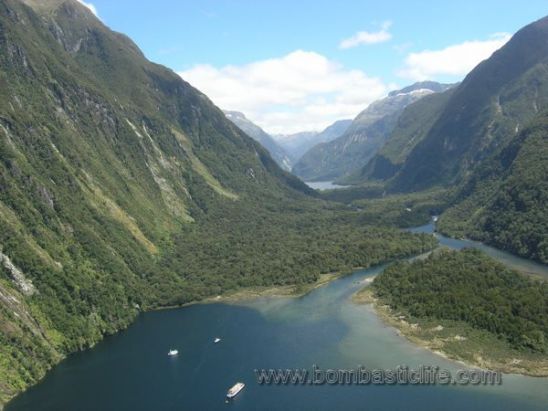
[
  {"x1": 274, "y1": 119, "x2": 352, "y2": 163},
  {"x1": 224, "y1": 111, "x2": 352, "y2": 170},
  {"x1": 292, "y1": 82, "x2": 454, "y2": 182},
  {"x1": 224, "y1": 110, "x2": 292, "y2": 170},
  {"x1": 355, "y1": 89, "x2": 455, "y2": 182}
]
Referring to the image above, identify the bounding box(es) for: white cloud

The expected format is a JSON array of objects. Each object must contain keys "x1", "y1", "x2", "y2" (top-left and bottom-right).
[
  {"x1": 339, "y1": 21, "x2": 392, "y2": 49},
  {"x1": 398, "y1": 33, "x2": 511, "y2": 81},
  {"x1": 179, "y1": 50, "x2": 390, "y2": 134},
  {"x1": 77, "y1": 0, "x2": 98, "y2": 17}
]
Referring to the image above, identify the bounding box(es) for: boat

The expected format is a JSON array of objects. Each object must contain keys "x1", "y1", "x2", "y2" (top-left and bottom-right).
[
  {"x1": 433, "y1": 216, "x2": 439, "y2": 222},
  {"x1": 167, "y1": 349, "x2": 178, "y2": 356},
  {"x1": 214, "y1": 337, "x2": 221, "y2": 343},
  {"x1": 226, "y1": 382, "x2": 245, "y2": 399}
]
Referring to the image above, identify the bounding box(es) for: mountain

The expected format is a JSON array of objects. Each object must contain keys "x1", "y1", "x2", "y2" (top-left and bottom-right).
[
  {"x1": 0, "y1": 0, "x2": 437, "y2": 404},
  {"x1": 356, "y1": 88, "x2": 456, "y2": 182},
  {"x1": 312, "y1": 119, "x2": 353, "y2": 146},
  {"x1": 363, "y1": 16, "x2": 548, "y2": 262},
  {"x1": 275, "y1": 131, "x2": 318, "y2": 161},
  {"x1": 292, "y1": 82, "x2": 452, "y2": 182},
  {"x1": 438, "y1": 112, "x2": 548, "y2": 263},
  {"x1": 390, "y1": 16, "x2": 548, "y2": 192},
  {"x1": 388, "y1": 81, "x2": 451, "y2": 96},
  {"x1": 224, "y1": 110, "x2": 292, "y2": 170},
  {"x1": 0, "y1": 1, "x2": 312, "y2": 399},
  {"x1": 275, "y1": 119, "x2": 351, "y2": 162}
]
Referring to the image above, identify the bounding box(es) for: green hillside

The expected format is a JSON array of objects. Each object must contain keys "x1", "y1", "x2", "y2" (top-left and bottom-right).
[
  {"x1": 0, "y1": 0, "x2": 437, "y2": 404},
  {"x1": 347, "y1": 16, "x2": 548, "y2": 263},
  {"x1": 390, "y1": 16, "x2": 548, "y2": 191},
  {"x1": 356, "y1": 89, "x2": 454, "y2": 182},
  {"x1": 439, "y1": 113, "x2": 548, "y2": 263}
]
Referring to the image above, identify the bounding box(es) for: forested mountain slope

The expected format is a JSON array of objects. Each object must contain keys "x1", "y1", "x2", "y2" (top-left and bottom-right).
[
  {"x1": 439, "y1": 112, "x2": 548, "y2": 263},
  {"x1": 0, "y1": 0, "x2": 437, "y2": 404},
  {"x1": 350, "y1": 16, "x2": 548, "y2": 263},
  {"x1": 390, "y1": 16, "x2": 548, "y2": 191},
  {"x1": 355, "y1": 89, "x2": 455, "y2": 182}
]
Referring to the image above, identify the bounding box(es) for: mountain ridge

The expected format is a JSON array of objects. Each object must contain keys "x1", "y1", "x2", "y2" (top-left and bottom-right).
[
  {"x1": 354, "y1": 88, "x2": 456, "y2": 182},
  {"x1": 292, "y1": 82, "x2": 452, "y2": 181},
  {"x1": 224, "y1": 110, "x2": 292, "y2": 170},
  {"x1": 390, "y1": 15, "x2": 548, "y2": 191}
]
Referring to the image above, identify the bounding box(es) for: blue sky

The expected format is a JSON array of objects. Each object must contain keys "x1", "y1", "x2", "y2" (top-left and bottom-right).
[{"x1": 81, "y1": 0, "x2": 548, "y2": 133}]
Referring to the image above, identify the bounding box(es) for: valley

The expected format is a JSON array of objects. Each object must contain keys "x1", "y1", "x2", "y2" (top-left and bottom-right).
[{"x1": 0, "y1": 1, "x2": 547, "y2": 410}]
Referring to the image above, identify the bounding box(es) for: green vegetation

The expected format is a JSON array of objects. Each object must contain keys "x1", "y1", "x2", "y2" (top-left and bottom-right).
[
  {"x1": 344, "y1": 17, "x2": 548, "y2": 264},
  {"x1": 372, "y1": 249, "x2": 548, "y2": 355},
  {"x1": 157, "y1": 204, "x2": 437, "y2": 305},
  {"x1": 317, "y1": 182, "x2": 386, "y2": 203},
  {"x1": 353, "y1": 89, "x2": 454, "y2": 183},
  {"x1": 352, "y1": 188, "x2": 450, "y2": 228},
  {"x1": 0, "y1": 0, "x2": 546, "y2": 405},
  {"x1": 389, "y1": 16, "x2": 548, "y2": 192},
  {"x1": 320, "y1": 186, "x2": 451, "y2": 229},
  {"x1": 0, "y1": 0, "x2": 438, "y2": 405},
  {"x1": 439, "y1": 113, "x2": 548, "y2": 263}
]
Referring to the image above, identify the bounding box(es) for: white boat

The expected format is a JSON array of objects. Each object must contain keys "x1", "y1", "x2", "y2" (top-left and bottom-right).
[
  {"x1": 433, "y1": 216, "x2": 439, "y2": 222},
  {"x1": 226, "y1": 382, "x2": 245, "y2": 399},
  {"x1": 214, "y1": 337, "x2": 221, "y2": 343},
  {"x1": 167, "y1": 349, "x2": 178, "y2": 356}
]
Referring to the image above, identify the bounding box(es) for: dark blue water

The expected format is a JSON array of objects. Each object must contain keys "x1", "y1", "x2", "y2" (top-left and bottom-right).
[{"x1": 7, "y1": 223, "x2": 548, "y2": 411}]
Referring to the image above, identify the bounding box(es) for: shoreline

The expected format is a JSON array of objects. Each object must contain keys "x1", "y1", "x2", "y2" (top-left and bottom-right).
[
  {"x1": 352, "y1": 286, "x2": 548, "y2": 377},
  {"x1": 202, "y1": 270, "x2": 353, "y2": 303},
  {"x1": 1, "y1": 270, "x2": 349, "y2": 410},
  {"x1": 8, "y1": 237, "x2": 545, "y2": 408},
  {"x1": 153, "y1": 270, "x2": 352, "y2": 312}
]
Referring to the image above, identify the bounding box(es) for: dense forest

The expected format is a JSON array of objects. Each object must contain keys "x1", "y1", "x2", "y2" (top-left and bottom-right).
[
  {"x1": 0, "y1": 0, "x2": 438, "y2": 404},
  {"x1": 372, "y1": 249, "x2": 548, "y2": 353},
  {"x1": 439, "y1": 114, "x2": 548, "y2": 263},
  {"x1": 158, "y1": 202, "x2": 437, "y2": 305}
]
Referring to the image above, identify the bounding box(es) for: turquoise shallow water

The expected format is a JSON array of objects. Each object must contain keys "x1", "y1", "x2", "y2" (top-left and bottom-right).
[{"x1": 7, "y1": 223, "x2": 548, "y2": 411}]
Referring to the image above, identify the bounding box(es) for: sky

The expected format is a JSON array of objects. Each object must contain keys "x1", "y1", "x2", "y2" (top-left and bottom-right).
[{"x1": 79, "y1": 0, "x2": 547, "y2": 134}]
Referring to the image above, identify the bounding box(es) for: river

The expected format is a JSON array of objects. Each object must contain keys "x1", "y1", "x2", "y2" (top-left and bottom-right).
[{"x1": 6, "y1": 223, "x2": 548, "y2": 411}]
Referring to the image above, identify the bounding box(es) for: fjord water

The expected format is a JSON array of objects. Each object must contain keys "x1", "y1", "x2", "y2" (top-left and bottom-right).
[
  {"x1": 304, "y1": 181, "x2": 347, "y2": 190},
  {"x1": 7, "y1": 225, "x2": 548, "y2": 411}
]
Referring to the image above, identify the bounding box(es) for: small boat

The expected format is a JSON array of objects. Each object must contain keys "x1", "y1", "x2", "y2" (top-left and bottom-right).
[
  {"x1": 167, "y1": 349, "x2": 178, "y2": 356},
  {"x1": 432, "y1": 216, "x2": 439, "y2": 222},
  {"x1": 226, "y1": 382, "x2": 245, "y2": 399},
  {"x1": 214, "y1": 337, "x2": 221, "y2": 343}
]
